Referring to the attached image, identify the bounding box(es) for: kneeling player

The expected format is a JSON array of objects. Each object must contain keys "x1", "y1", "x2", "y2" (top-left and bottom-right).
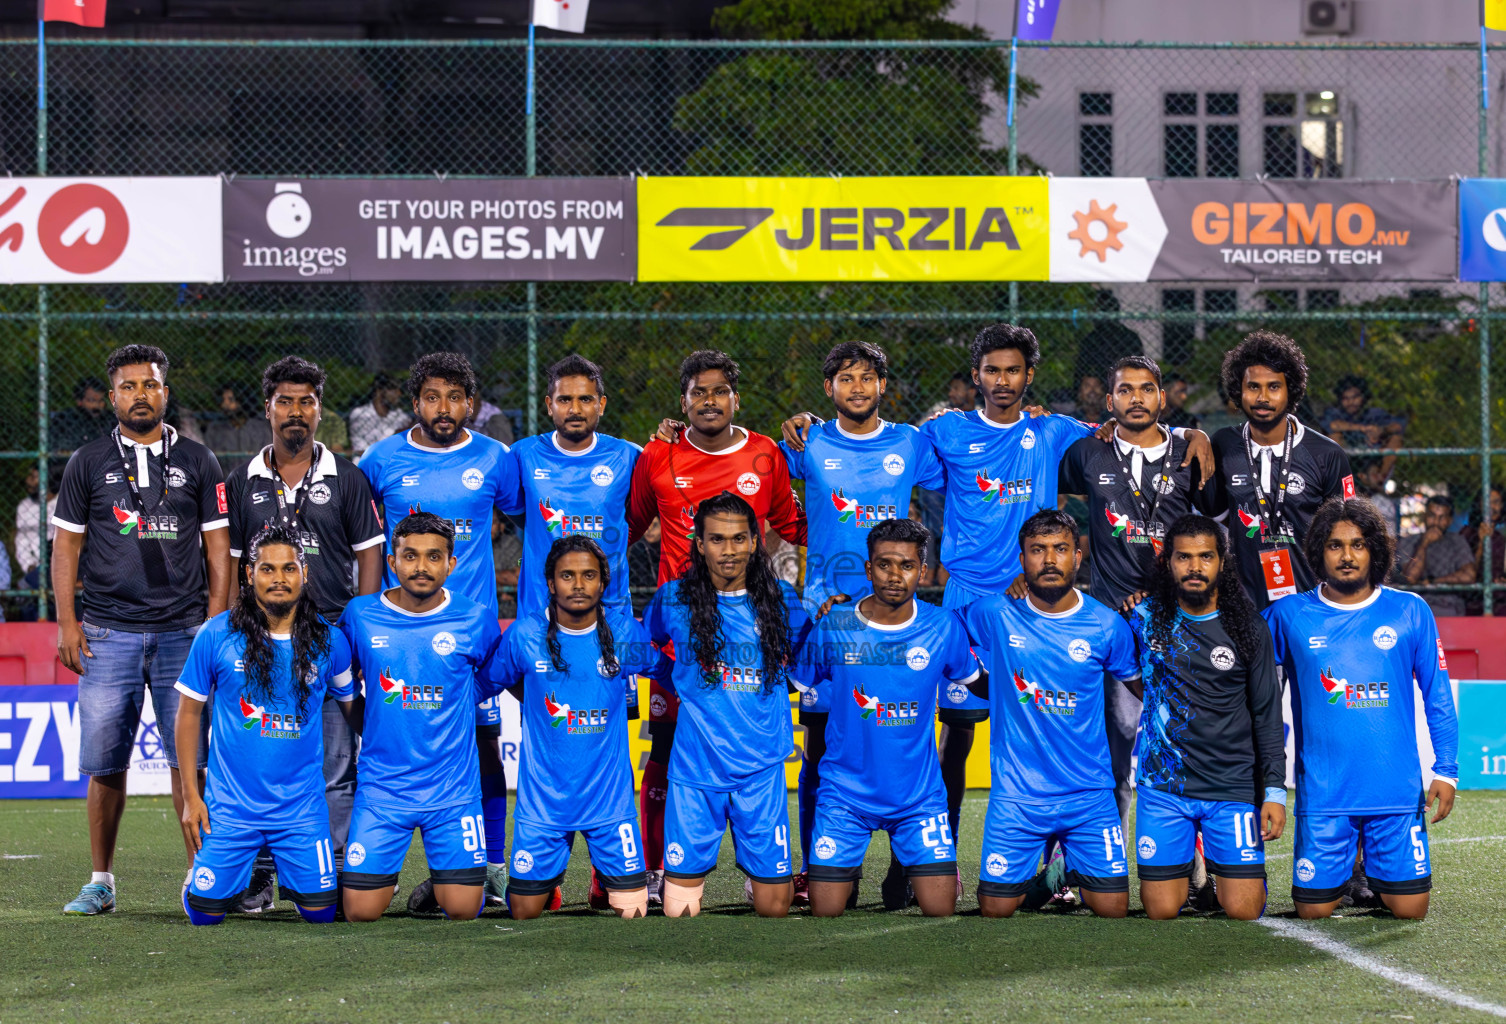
[
  {"x1": 337, "y1": 513, "x2": 508, "y2": 922},
  {"x1": 802, "y1": 518, "x2": 978, "y2": 917},
  {"x1": 959, "y1": 510, "x2": 1140, "y2": 919},
  {"x1": 1128, "y1": 515, "x2": 1286, "y2": 921},
  {"x1": 495, "y1": 536, "x2": 657, "y2": 919},
  {"x1": 644, "y1": 492, "x2": 813, "y2": 918},
  {"x1": 1266, "y1": 498, "x2": 1457, "y2": 920},
  {"x1": 175, "y1": 524, "x2": 355, "y2": 925}
]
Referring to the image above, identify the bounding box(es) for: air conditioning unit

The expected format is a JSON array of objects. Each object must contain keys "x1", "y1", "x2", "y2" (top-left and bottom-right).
[{"x1": 1302, "y1": 0, "x2": 1353, "y2": 34}]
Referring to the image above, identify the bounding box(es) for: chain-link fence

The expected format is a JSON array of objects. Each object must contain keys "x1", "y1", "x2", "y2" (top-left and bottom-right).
[{"x1": 1, "y1": 37, "x2": 1503, "y2": 614}]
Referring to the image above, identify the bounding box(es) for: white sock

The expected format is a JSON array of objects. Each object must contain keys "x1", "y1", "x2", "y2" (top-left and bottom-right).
[
  {"x1": 91, "y1": 871, "x2": 115, "y2": 889},
  {"x1": 487, "y1": 862, "x2": 506, "y2": 871}
]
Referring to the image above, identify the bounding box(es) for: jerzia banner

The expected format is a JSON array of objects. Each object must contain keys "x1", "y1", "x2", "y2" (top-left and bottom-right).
[{"x1": 222, "y1": 178, "x2": 636, "y2": 282}]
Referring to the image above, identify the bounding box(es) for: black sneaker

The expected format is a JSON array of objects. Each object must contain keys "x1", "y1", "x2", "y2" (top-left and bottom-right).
[
  {"x1": 1190, "y1": 877, "x2": 1219, "y2": 913},
  {"x1": 234, "y1": 866, "x2": 275, "y2": 914},
  {"x1": 1347, "y1": 876, "x2": 1383, "y2": 909},
  {"x1": 880, "y1": 858, "x2": 911, "y2": 911},
  {"x1": 406, "y1": 877, "x2": 440, "y2": 914}
]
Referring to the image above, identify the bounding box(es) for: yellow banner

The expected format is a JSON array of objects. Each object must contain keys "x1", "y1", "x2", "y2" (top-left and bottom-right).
[
  {"x1": 638, "y1": 176, "x2": 1049, "y2": 282},
  {"x1": 1488, "y1": 0, "x2": 1506, "y2": 31}
]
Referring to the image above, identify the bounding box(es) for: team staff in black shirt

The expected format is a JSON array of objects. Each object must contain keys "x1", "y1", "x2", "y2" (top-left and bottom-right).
[{"x1": 53, "y1": 344, "x2": 232, "y2": 917}]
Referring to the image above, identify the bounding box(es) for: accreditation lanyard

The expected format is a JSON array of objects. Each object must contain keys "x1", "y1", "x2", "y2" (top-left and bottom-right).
[
  {"x1": 1241, "y1": 418, "x2": 1296, "y2": 543},
  {"x1": 267, "y1": 443, "x2": 323, "y2": 530},
  {"x1": 1112, "y1": 428, "x2": 1175, "y2": 531},
  {"x1": 112, "y1": 426, "x2": 172, "y2": 536}
]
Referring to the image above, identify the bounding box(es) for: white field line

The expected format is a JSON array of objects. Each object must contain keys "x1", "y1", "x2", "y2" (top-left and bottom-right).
[
  {"x1": 1259, "y1": 917, "x2": 1506, "y2": 1019},
  {"x1": 1266, "y1": 835, "x2": 1506, "y2": 862}
]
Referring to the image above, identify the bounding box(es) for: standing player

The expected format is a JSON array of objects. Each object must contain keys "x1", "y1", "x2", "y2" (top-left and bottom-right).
[
  {"x1": 643, "y1": 492, "x2": 812, "y2": 918},
  {"x1": 360, "y1": 352, "x2": 519, "y2": 908},
  {"x1": 1129, "y1": 514, "x2": 1286, "y2": 921},
  {"x1": 502, "y1": 355, "x2": 639, "y2": 618},
  {"x1": 1266, "y1": 498, "x2": 1457, "y2": 920},
  {"x1": 1210, "y1": 331, "x2": 1353, "y2": 609},
  {"x1": 775, "y1": 341, "x2": 946, "y2": 903},
  {"x1": 802, "y1": 519, "x2": 977, "y2": 918},
  {"x1": 225, "y1": 355, "x2": 384, "y2": 910},
  {"x1": 959, "y1": 510, "x2": 1140, "y2": 918},
  {"x1": 337, "y1": 513, "x2": 506, "y2": 923},
  {"x1": 493, "y1": 536, "x2": 658, "y2": 919},
  {"x1": 174, "y1": 524, "x2": 355, "y2": 925},
  {"x1": 628, "y1": 350, "x2": 807, "y2": 898},
  {"x1": 1055, "y1": 355, "x2": 1215, "y2": 841}
]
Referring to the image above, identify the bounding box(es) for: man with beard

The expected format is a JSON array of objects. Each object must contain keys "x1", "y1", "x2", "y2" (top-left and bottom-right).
[
  {"x1": 1128, "y1": 514, "x2": 1286, "y2": 921},
  {"x1": 1265, "y1": 498, "x2": 1457, "y2": 920},
  {"x1": 223, "y1": 356, "x2": 385, "y2": 912},
  {"x1": 175, "y1": 523, "x2": 356, "y2": 925},
  {"x1": 628, "y1": 350, "x2": 806, "y2": 903},
  {"x1": 360, "y1": 352, "x2": 520, "y2": 911},
  {"x1": 53, "y1": 344, "x2": 232, "y2": 915},
  {"x1": 1210, "y1": 331, "x2": 1354, "y2": 610},
  {"x1": 959, "y1": 510, "x2": 1140, "y2": 919}
]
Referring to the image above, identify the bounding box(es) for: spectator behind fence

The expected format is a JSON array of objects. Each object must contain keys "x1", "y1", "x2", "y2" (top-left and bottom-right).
[
  {"x1": 1353, "y1": 457, "x2": 1401, "y2": 537},
  {"x1": 492, "y1": 512, "x2": 522, "y2": 617},
  {"x1": 50, "y1": 377, "x2": 113, "y2": 453},
  {"x1": 476, "y1": 394, "x2": 516, "y2": 447},
  {"x1": 348, "y1": 373, "x2": 412, "y2": 458},
  {"x1": 1160, "y1": 373, "x2": 1200, "y2": 431},
  {"x1": 1321, "y1": 375, "x2": 1405, "y2": 480},
  {"x1": 15, "y1": 461, "x2": 60, "y2": 576},
  {"x1": 1075, "y1": 373, "x2": 1107, "y2": 423},
  {"x1": 1395, "y1": 493, "x2": 1476, "y2": 618},
  {"x1": 315, "y1": 406, "x2": 351, "y2": 457},
  {"x1": 627, "y1": 516, "x2": 661, "y2": 615},
  {"x1": 195, "y1": 381, "x2": 271, "y2": 474}
]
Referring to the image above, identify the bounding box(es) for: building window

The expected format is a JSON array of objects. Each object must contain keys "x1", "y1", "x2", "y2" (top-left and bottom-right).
[
  {"x1": 1264, "y1": 289, "x2": 1300, "y2": 312},
  {"x1": 1306, "y1": 289, "x2": 1341, "y2": 311},
  {"x1": 1205, "y1": 288, "x2": 1238, "y2": 331},
  {"x1": 1078, "y1": 92, "x2": 1113, "y2": 177},
  {"x1": 1262, "y1": 91, "x2": 1343, "y2": 178},
  {"x1": 1163, "y1": 91, "x2": 1240, "y2": 178}
]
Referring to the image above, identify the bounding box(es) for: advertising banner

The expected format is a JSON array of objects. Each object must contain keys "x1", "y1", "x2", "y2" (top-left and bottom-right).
[
  {"x1": 1458, "y1": 179, "x2": 1506, "y2": 281},
  {"x1": 638, "y1": 176, "x2": 1049, "y2": 282},
  {"x1": 1049, "y1": 178, "x2": 1455, "y2": 282},
  {"x1": 0, "y1": 684, "x2": 173, "y2": 798},
  {"x1": 0, "y1": 177, "x2": 221, "y2": 284},
  {"x1": 223, "y1": 178, "x2": 636, "y2": 282},
  {"x1": 1458, "y1": 681, "x2": 1506, "y2": 789}
]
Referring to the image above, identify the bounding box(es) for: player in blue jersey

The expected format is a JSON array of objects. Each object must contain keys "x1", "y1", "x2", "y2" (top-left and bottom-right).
[
  {"x1": 337, "y1": 512, "x2": 508, "y2": 923},
  {"x1": 643, "y1": 491, "x2": 813, "y2": 918},
  {"x1": 802, "y1": 518, "x2": 978, "y2": 918},
  {"x1": 1266, "y1": 498, "x2": 1457, "y2": 920},
  {"x1": 1129, "y1": 514, "x2": 1286, "y2": 921},
  {"x1": 493, "y1": 535, "x2": 659, "y2": 919},
  {"x1": 359, "y1": 352, "x2": 519, "y2": 910},
  {"x1": 501, "y1": 355, "x2": 640, "y2": 619},
  {"x1": 957, "y1": 510, "x2": 1141, "y2": 918},
  {"x1": 174, "y1": 524, "x2": 355, "y2": 924},
  {"x1": 775, "y1": 340, "x2": 947, "y2": 906}
]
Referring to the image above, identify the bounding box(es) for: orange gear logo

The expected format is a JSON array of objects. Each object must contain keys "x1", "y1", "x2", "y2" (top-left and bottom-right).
[{"x1": 1068, "y1": 200, "x2": 1129, "y2": 263}]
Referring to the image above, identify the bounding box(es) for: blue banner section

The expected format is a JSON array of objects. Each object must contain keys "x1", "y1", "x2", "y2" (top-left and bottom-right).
[
  {"x1": 1459, "y1": 681, "x2": 1506, "y2": 789},
  {"x1": 1014, "y1": 0, "x2": 1060, "y2": 41},
  {"x1": 0, "y1": 685, "x2": 87, "y2": 798},
  {"x1": 1458, "y1": 179, "x2": 1506, "y2": 281}
]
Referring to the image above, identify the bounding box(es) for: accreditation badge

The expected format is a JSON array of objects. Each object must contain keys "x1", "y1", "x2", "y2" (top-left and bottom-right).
[{"x1": 1260, "y1": 548, "x2": 1297, "y2": 602}]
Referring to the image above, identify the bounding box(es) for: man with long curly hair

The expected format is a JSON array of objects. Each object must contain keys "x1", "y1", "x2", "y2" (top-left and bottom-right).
[
  {"x1": 173, "y1": 523, "x2": 356, "y2": 925},
  {"x1": 1127, "y1": 514, "x2": 1286, "y2": 920}
]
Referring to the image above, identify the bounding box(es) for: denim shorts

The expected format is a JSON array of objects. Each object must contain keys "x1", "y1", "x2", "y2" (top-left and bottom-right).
[{"x1": 77, "y1": 620, "x2": 206, "y2": 776}]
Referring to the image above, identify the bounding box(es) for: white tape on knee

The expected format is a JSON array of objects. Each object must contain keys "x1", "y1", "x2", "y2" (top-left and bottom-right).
[
  {"x1": 607, "y1": 887, "x2": 649, "y2": 919},
  {"x1": 662, "y1": 880, "x2": 704, "y2": 918}
]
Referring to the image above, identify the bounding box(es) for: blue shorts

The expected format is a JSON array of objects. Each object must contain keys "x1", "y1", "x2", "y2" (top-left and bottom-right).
[
  {"x1": 978, "y1": 790, "x2": 1128, "y2": 897},
  {"x1": 341, "y1": 797, "x2": 487, "y2": 889},
  {"x1": 1135, "y1": 786, "x2": 1265, "y2": 880},
  {"x1": 475, "y1": 694, "x2": 503, "y2": 735},
  {"x1": 938, "y1": 579, "x2": 991, "y2": 721},
  {"x1": 507, "y1": 816, "x2": 647, "y2": 896},
  {"x1": 78, "y1": 621, "x2": 204, "y2": 775},
  {"x1": 664, "y1": 764, "x2": 792, "y2": 883},
  {"x1": 186, "y1": 818, "x2": 337, "y2": 914},
  {"x1": 1292, "y1": 810, "x2": 1432, "y2": 902},
  {"x1": 806, "y1": 797, "x2": 957, "y2": 881}
]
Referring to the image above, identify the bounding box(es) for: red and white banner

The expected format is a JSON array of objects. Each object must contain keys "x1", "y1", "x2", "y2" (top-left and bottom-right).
[
  {"x1": 39, "y1": 0, "x2": 107, "y2": 28},
  {"x1": 0, "y1": 177, "x2": 221, "y2": 283}
]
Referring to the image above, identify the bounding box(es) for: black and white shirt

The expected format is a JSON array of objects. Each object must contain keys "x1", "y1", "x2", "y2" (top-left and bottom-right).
[
  {"x1": 52, "y1": 426, "x2": 227, "y2": 632},
  {"x1": 1211, "y1": 419, "x2": 1353, "y2": 610},
  {"x1": 227, "y1": 443, "x2": 385, "y2": 618},
  {"x1": 1059, "y1": 426, "x2": 1215, "y2": 608}
]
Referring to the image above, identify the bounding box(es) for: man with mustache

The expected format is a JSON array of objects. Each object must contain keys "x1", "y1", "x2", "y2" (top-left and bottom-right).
[
  {"x1": 360, "y1": 352, "x2": 521, "y2": 912},
  {"x1": 52, "y1": 344, "x2": 232, "y2": 915},
  {"x1": 222, "y1": 356, "x2": 385, "y2": 912},
  {"x1": 1209, "y1": 331, "x2": 1354, "y2": 610},
  {"x1": 1265, "y1": 498, "x2": 1457, "y2": 920}
]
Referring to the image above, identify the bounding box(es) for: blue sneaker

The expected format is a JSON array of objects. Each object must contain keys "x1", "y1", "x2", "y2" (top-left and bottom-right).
[{"x1": 63, "y1": 882, "x2": 116, "y2": 915}]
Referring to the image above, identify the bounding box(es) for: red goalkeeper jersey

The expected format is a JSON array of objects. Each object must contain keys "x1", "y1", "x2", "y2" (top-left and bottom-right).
[{"x1": 628, "y1": 427, "x2": 807, "y2": 584}]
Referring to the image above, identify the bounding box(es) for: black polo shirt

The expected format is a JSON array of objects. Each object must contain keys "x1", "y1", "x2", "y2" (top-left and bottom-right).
[
  {"x1": 52, "y1": 426, "x2": 228, "y2": 632},
  {"x1": 226, "y1": 443, "x2": 385, "y2": 617}
]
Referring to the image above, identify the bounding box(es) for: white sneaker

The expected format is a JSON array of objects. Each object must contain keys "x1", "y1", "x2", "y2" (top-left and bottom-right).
[
  {"x1": 743, "y1": 876, "x2": 755, "y2": 906},
  {"x1": 646, "y1": 869, "x2": 664, "y2": 906}
]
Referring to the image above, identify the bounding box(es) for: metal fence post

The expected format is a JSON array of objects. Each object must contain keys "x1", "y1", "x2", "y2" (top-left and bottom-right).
[
  {"x1": 1482, "y1": 35, "x2": 1493, "y2": 615},
  {"x1": 35, "y1": 19, "x2": 49, "y2": 621},
  {"x1": 1007, "y1": 36, "x2": 1019, "y2": 324},
  {"x1": 525, "y1": 24, "x2": 539, "y2": 438}
]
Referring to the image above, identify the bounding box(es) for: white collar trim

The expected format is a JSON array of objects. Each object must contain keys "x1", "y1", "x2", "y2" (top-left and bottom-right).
[
  {"x1": 834, "y1": 419, "x2": 889, "y2": 442},
  {"x1": 716, "y1": 587, "x2": 749, "y2": 597},
  {"x1": 975, "y1": 411, "x2": 1024, "y2": 431},
  {"x1": 684, "y1": 425, "x2": 749, "y2": 456},
  {"x1": 1114, "y1": 424, "x2": 1170, "y2": 461},
  {"x1": 550, "y1": 431, "x2": 599, "y2": 457},
  {"x1": 1317, "y1": 583, "x2": 1383, "y2": 611},
  {"x1": 118, "y1": 424, "x2": 176, "y2": 455},
  {"x1": 854, "y1": 598, "x2": 919, "y2": 632},
  {"x1": 1023, "y1": 589, "x2": 1084, "y2": 619},
  {"x1": 1251, "y1": 417, "x2": 1307, "y2": 452},
  {"x1": 556, "y1": 620, "x2": 599, "y2": 636},
  {"x1": 379, "y1": 588, "x2": 453, "y2": 617},
  {"x1": 246, "y1": 443, "x2": 337, "y2": 483},
  {"x1": 406, "y1": 426, "x2": 474, "y2": 453}
]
